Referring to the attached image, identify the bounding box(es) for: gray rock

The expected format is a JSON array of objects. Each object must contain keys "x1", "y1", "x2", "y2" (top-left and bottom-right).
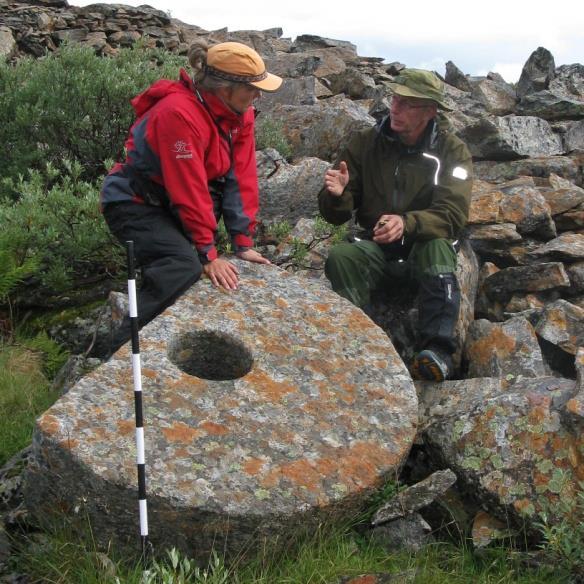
[
  {"x1": 564, "y1": 120, "x2": 584, "y2": 153},
  {"x1": 372, "y1": 469, "x2": 457, "y2": 525},
  {"x1": 274, "y1": 96, "x2": 375, "y2": 161},
  {"x1": 463, "y1": 316, "x2": 546, "y2": 379},
  {"x1": 549, "y1": 63, "x2": 584, "y2": 100},
  {"x1": 258, "y1": 76, "x2": 323, "y2": 111},
  {"x1": 24, "y1": 261, "x2": 417, "y2": 560},
  {"x1": 327, "y1": 67, "x2": 377, "y2": 100},
  {"x1": 445, "y1": 61, "x2": 472, "y2": 92},
  {"x1": 516, "y1": 90, "x2": 584, "y2": 121},
  {"x1": 0, "y1": 25, "x2": 15, "y2": 57},
  {"x1": 567, "y1": 262, "x2": 584, "y2": 294},
  {"x1": 483, "y1": 262, "x2": 570, "y2": 302},
  {"x1": 535, "y1": 299, "x2": 584, "y2": 357},
  {"x1": 516, "y1": 46, "x2": 555, "y2": 99},
  {"x1": 497, "y1": 177, "x2": 556, "y2": 239},
  {"x1": 370, "y1": 514, "x2": 433, "y2": 554},
  {"x1": 459, "y1": 115, "x2": 564, "y2": 160},
  {"x1": 423, "y1": 375, "x2": 582, "y2": 533},
  {"x1": 473, "y1": 155, "x2": 583, "y2": 187},
  {"x1": 257, "y1": 155, "x2": 330, "y2": 223},
  {"x1": 263, "y1": 53, "x2": 320, "y2": 78},
  {"x1": 471, "y1": 79, "x2": 516, "y2": 116},
  {"x1": 527, "y1": 233, "x2": 584, "y2": 262}
]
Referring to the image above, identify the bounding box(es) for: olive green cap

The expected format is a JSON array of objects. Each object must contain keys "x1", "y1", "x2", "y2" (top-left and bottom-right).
[{"x1": 388, "y1": 68, "x2": 452, "y2": 111}]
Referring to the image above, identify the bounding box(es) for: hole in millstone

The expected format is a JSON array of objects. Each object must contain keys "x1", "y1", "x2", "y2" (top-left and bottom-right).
[{"x1": 168, "y1": 330, "x2": 253, "y2": 380}]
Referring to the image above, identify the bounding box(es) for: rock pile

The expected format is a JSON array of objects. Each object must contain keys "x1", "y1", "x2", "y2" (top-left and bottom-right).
[{"x1": 1, "y1": 0, "x2": 583, "y2": 566}]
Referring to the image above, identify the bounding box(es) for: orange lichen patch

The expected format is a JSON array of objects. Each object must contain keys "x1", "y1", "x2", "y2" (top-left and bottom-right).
[
  {"x1": 275, "y1": 297, "x2": 289, "y2": 309},
  {"x1": 224, "y1": 310, "x2": 244, "y2": 323},
  {"x1": 199, "y1": 421, "x2": 229, "y2": 436},
  {"x1": 57, "y1": 437, "x2": 79, "y2": 450},
  {"x1": 342, "y1": 311, "x2": 374, "y2": 333},
  {"x1": 262, "y1": 458, "x2": 332, "y2": 492},
  {"x1": 524, "y1": 432, "x2": 549, "y2": 453},
  {"x1": 243, "y1": 457, "x2": 266, "y2": 476},
  {"x1": 566, "y1": 397, "x2": 584, "y2": 417},
  {"x1": 141, "y1": 368, "x2": 158, "y2": 379},
  {"x1": 244, "y1": 370, "x2": 297, "y2": 402},
  {"x1": 245, "y1": 278, "x2": 267, "y2": 288},
  {"x1": 337, "y1": 442, "x2": 399, "y2": 484},
  {"x1": 256, "y1": 336, "x2": 293, "y2": 357},
  {"x1": 305, "y1": 315, "x2": 337, "y2": 334},
  {"x1": 345, "y1": 576, "x2": 378, "y2": 584},
  {"x1": 165, "y1": 391, "x2": 203, "y2": 411},
  {"x1": 313, "y1": 303, "x2": 332, "y2": 312},
  {"x1": 162, "y1": 422, "x2": 204, "y2": 443},
  {"x1": 38, "y1": 414, "x2": 61, "y2": 436},
  {"x1": 166, "y1": 374, "x2": 208, "y2": 393},
  {"x1": 527, "y1": 404, "x2": 551, "y2": 427},
  {"x1": 568, "y1": 443, "x2": 584, "y2": 479},
  {"x1": 117, "y1": 419, "x2": 135, "y2": 436},
  {"x1": 467, "y1": 329, "x2": 516, "y2": 366}
]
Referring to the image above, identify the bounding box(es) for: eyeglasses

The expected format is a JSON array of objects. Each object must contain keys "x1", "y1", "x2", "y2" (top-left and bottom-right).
[{"x1": 390, "y1": 96, "x2": 433, "y2": 111}]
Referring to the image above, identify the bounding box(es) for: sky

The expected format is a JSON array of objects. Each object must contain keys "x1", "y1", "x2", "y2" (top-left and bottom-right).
[{"x1": 72, "y1": 0, "x2": 583, "y2": 83}]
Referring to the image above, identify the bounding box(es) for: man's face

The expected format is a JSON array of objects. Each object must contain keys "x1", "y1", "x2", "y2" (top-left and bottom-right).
[{"x1": 389, "y1": 95, "x2": 438, "y2": 142}]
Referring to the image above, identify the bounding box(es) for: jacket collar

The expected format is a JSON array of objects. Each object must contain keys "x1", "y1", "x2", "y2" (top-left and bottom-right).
[
  {"x1": 376, "y1": 114, "x2": 440, "y2": 153},
  {"x1": 179, "y1": 68, "x2": 245, "y2": 125}
]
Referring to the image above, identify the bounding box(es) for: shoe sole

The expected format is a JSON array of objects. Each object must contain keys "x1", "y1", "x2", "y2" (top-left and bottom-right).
[{"x1": 412, "y1": 352, "x2": 448, "y2": 382}]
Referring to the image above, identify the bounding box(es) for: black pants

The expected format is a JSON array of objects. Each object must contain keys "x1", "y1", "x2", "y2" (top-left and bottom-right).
[{"x1": 104, "y1": 202, "x2": 203, "y2": 350}]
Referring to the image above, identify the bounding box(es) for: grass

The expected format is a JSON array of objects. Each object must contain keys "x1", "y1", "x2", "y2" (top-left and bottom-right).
[
  {"x1": 0, "y1": 342, "x2": 62, "y2": 467},
  {"x1": 9, "y1": 517, "x2": 570, "y2": 584},
  {"x1": 0, "y1": 341, "x2": 576, "y2": 583}
]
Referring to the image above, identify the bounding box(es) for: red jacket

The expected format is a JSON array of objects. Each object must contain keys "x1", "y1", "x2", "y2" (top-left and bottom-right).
[{"x1": 101, "y1": 69, "x2": 259, "y2": 262}]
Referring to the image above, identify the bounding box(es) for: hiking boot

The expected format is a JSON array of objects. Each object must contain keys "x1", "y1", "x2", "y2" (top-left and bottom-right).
[{"x1": 412, "y1": 347, "x2": 453, "y2": 382}]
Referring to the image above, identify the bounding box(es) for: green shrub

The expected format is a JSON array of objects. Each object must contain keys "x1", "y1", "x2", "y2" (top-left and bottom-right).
[
  {"x1": 254, "y1": 115, "x2": 292, "y2": 159},
  {"x1": 0, "y1": 43, "x2": 186, "y2": 193},
  {"x1": 0, "y1": 161, "x2": 121, "y2": 298}
]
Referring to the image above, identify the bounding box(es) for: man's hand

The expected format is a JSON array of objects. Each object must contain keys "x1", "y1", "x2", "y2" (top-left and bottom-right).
[
  {"x1": 373, "y1": 214, "x2": 405, "y2": 244},
  {"x1": 236, "y1": 249, "x2": 271, "y2": 264},
  {"x1": 324, "y1": 161, "x2": 349, "y2": 196},
  {"x1": 203, "y1": 258, "x2": 239, "y2": 290}
]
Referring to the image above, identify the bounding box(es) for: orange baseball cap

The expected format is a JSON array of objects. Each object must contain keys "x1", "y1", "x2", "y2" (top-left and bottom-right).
[{"x1": 206, "y1": 42, "x2": 282, "y2": 92}]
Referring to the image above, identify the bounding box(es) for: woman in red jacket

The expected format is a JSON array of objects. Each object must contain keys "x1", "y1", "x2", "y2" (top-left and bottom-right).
[{"x1": 101, "y1": 41, "x2": 282, "y2": 350}]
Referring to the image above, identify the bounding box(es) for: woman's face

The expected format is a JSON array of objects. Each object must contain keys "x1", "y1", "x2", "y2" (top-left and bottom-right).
[{"x1": 220, "y1": 84, "x2": 261, "y2": 114}]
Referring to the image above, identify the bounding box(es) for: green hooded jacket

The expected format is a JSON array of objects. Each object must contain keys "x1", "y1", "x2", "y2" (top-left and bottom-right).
[{"x1": 318, "y1": 115, "x2": 473, "y2": 242}]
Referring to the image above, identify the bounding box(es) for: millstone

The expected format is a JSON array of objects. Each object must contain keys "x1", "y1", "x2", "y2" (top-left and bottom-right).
[{"x1": 24, "y1": 261, "x2": 417, "y2": 560}]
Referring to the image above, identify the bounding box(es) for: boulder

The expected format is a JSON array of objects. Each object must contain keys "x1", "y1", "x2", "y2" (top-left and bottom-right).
[
  {"x1": 24, "y1": 261, "x2": 417, "y2": 560},
  {"x1": 256, "y1": 153, "x2": 329, "y2": 223},
  {"x1": 463, "y1": 316, "x2": 547, "y2": 379},
  {"x1": 516, "y1": 46, "x2": 555, "y2": 99},
  {"x1": 273, "y1": 96, "x2": 375, "y2": 161},
  {"x1": 422, "y1": 375, "x2": 584, "y2": 533},
  {"x1": 459, "y1": 115, "x2": 564, "y2": 160}
]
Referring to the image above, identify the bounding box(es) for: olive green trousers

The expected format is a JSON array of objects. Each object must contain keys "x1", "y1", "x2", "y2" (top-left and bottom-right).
[{"x1": 324, "y1": 238, "x2": 458, "y2": 308}]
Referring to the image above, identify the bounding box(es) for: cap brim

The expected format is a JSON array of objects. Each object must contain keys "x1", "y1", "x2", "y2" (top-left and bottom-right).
[
  {"x1": 250, "y1": 72, "x2": 283, "y2": 92},
  {"x1": 387, "y1": 82, "x2": 452, "y2": 111}
]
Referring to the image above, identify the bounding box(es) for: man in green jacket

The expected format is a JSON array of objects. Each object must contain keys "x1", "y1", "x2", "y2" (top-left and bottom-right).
[{"x1": 319, "y1": 68, "x2": 473, "y2": 382}]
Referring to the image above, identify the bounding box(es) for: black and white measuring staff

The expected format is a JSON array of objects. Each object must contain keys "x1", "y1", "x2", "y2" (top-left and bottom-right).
[{"x1": 126, "y1": 240, "x2": 150, "y2": 560}]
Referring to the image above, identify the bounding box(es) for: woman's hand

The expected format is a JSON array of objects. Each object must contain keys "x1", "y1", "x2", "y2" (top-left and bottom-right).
[
  {"x1": 236, "y1": 249, "x2": 271, "y2": 264},
  {"x1": 203, "y1": 258, "x2": 239, "y2": 290}
]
